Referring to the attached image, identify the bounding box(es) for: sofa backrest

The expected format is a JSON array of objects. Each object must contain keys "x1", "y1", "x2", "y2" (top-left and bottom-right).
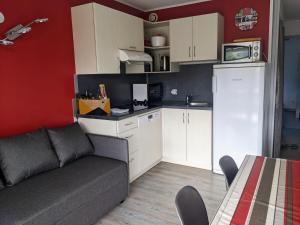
[
  {"x1": 0, "y1": 123, "x2": 94, "y2": 188},
  {"x1": 0, "y1": 177, "x2": 4, "y2": 190},
  {"x1": 0, "y1": 129, "x2": 59, "y2": 186}
]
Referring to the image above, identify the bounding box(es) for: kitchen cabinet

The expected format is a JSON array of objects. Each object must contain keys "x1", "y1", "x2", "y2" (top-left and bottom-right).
[
  {"x1": 162, "y1": 108, "x2": 212, "y2": 170},
  {"x1": 77, "y1": 110, "x2": 162, "y2": 182},
  {"x1": 162, "y1": 109, "x2": 187, "y2": 163},
  {"x1": 71, "y1": 3, "x2": 144, "y2": 74},
  {"x1": 169, "y1": 17, "x2": 193, "y2": 62},
  {"x1": 170, "y1": 13, "x2": 223, "y2": 63},
  {"x1": 186, "y1": 110, "x2": 212, "y2": 170},
  {"x1": 78, "y1": 116, "x2": 140, "y2": 182},
  {"x1": 143, "y1": 21, "x2": 179, "y2": 73}
]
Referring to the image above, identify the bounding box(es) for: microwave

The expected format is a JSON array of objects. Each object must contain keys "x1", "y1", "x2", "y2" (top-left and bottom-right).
[
  {"x1": 132, "y1": 83, "x2": 163, "y2": 111},
  {"x1": 222, "y1": 41, "x2": 262, "y2": 63}
]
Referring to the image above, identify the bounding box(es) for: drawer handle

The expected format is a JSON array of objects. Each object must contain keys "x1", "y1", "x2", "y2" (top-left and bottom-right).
[
  {"x1": 124, "y1": 135, "x2": 134, "y2": 139},
  {"x1": 129, "y1": 46, "x2": 137, "y2": 50},
  {"x1": 124, "y1": 122, "x2": 134, "y2": 126}
]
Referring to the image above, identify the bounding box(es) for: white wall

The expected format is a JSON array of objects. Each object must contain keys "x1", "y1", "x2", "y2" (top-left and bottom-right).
[{"x1": 285, "y1": 20, "x2": 300, "y2": 37}]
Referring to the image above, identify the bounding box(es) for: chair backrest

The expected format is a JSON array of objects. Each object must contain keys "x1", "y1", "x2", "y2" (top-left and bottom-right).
[
  {"x1": 175, "y1": 186, "x2": 209, "y2": 225},
  {"x1": 219, "y1": 155, "x2": 238, "y2": 189}
]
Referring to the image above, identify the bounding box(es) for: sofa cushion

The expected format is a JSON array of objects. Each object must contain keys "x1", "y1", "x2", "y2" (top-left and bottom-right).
[
  {"x1": 48, "y1": 123, "x2": 94, "y2": 167},
  {"x1": 0, "y1": 156, "x2": 128, "y2": 225},
  {"x1": 0, "y1": 129, "x2": 59, "y2": 186}
]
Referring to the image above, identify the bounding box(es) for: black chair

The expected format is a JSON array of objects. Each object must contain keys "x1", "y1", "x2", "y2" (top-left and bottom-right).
[
  {"x1": 219, "y1": 155, "x2": 238, "y2": 190},
  {"x1": 175, "y1": 186, "x2": 209, "y2": 225}
]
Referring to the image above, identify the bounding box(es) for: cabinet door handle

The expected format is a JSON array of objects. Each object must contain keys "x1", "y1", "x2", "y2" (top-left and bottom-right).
[
  {"x1": 188, "y1": 113, "x2": 190, "y2": 124},
  {"x1": 194, "y1": 46, "x2": 196, "y2": 57},
  {"x1": 183, "y1": 113, "x2": 185, "y2": 123},
  {"x1": 125, "y1": 122, "x2": 134, "y2": 126}
]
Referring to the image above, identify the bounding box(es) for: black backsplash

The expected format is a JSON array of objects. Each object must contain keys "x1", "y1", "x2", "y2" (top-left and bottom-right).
[
  {"x1": 77, "y1": 64, "x2": 213, "y2": 107},
  {"x1": 148, "y1": 64, "x2": 213, "y2": 104},
  {"x1": 76, "y1": 74, "x2": 146, "y2": 107}
]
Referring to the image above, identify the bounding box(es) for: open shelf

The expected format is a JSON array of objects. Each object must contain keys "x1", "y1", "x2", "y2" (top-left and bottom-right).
[
  {"x1": 144, "y1": 46, "x2": 170, "y2": 50},
  {"x1": 144, "y1": 20, "x2": 169, "y2": 29},
  {"x1": 145, "y1": 70, "x2": 173, "y2": 74}
]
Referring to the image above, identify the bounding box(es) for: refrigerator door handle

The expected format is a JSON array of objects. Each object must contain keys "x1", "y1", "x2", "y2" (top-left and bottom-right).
[{"x1": 212, "y1": 75, "x2": 217, "y2": 93}]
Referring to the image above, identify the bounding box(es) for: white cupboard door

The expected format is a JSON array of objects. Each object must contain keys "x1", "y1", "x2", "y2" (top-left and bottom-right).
[
  {"x1": 193, "y1": 13, "x2": 219, "y2": 61},
  {"x1": 94, "y1": 4, "x2": 120, "y2": 74},
  {"x1": 163, "y1": 108, "x2": 187, "y2": 163},
  {"x1": 128, "y1": 151, "x2": 141, "y2": 182},
  {"x1": 116, "y1": 12, "x2": 144, "y2": 73},
  {"x1": 186, "y1": 110, "x2": 212, "y2": 170},
  {"x1": 170, "y1": 17, "x2": 193, "y2": 62},
  {"x1": 71, "y1": 4, "x2": 97, "y2": 74}
]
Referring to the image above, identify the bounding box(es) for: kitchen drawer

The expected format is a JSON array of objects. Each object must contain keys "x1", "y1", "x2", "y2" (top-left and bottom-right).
[
  {"x1": 118, "y1": 117, "x2": 138, "y2": 133},
  {"x1": 118, "y1": 128, "x2": 139, "y2": 155},
  {"x1": 129, "y1": 151, "x2": 140, "y2": 182}
]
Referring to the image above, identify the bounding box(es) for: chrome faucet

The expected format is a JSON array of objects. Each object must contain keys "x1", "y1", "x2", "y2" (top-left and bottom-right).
[{"x1": 186, "y1": 94, "x2": 192, "y2": 105}]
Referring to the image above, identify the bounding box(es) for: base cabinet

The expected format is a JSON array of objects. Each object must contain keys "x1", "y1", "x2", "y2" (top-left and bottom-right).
[
  {"x1": 78, "y1": 110, "x2": 162, "y2": 182},
  {"x1": 162, "y1": 108, "x2": 212, "y2": 170},
  {"x1": 186, "y1": 110, "x2": 212, "y2": 169},
  {"x1": 162, "y1": 109, "x2": 187, "y2": 163}
]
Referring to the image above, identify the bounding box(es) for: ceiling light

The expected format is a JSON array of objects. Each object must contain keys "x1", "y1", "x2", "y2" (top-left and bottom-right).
[
  {"x1": 0, "y1": 39, "x2": 14, "y2": 45},
  {"x1": 34, "y1": 18, "x2": 48, "y2": 23},
  {"x1": 0, "y1": 18, "x2": 48, "y2": 46}
]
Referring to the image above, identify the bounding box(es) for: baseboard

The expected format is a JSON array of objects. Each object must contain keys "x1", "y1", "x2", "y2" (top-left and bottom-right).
[{"x1": 162, "y1": 157, "x2": 212, "y2": 171}]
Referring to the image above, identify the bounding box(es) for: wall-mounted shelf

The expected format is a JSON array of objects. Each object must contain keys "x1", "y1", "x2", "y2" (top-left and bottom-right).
[
  {"x1": 144, "y1": 20, "x2": 179, "y2": 74},
  {"x1": 146, "y1": 70, "x2": 173, "y2": 74},
  {"x1": 145, "y1": 46, "x2": 170, "y2": 50}
]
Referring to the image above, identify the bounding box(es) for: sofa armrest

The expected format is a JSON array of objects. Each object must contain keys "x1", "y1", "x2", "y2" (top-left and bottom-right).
[{"x1": 87, "y1": 133, "x2": 129, "y2": 164}]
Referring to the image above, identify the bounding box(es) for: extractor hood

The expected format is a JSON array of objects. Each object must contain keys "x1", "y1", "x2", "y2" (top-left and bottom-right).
[{"x1": 119, "y1": 49, "x2": 152, "y2": 64}]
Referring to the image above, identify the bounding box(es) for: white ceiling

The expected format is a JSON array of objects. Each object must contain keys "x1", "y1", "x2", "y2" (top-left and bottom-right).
[
  {"x1": 115, "y1": 0, "x2": 211, "y2": 11},
  {"x1": 283, "y1": 0, "x2": 300, "y2": 20}
]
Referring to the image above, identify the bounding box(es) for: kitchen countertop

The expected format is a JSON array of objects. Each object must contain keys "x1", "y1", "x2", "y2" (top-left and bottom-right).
[{"x1": 77, "y1": 101, "x2": 213, "y2": 121}]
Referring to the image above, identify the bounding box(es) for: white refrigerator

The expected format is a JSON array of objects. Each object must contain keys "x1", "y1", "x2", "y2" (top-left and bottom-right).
[{"x1": 213, "y1": 62, "x2": 266, "y2": 173}]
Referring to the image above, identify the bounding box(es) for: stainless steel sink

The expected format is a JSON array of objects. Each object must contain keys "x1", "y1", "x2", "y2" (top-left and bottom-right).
[{"x1": 189, "y1": 102, "x2": 209, "y2": 107}]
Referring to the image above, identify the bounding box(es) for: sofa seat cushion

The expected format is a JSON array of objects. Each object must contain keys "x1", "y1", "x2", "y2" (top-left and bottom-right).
[{"x1": 0, "y1": 156, "x2": 128, "y2": 225}]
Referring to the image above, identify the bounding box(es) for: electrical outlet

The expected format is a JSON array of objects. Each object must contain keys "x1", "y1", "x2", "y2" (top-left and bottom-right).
[{"x1": 171, "y1": 89, "x2": 178, "y2": 96}]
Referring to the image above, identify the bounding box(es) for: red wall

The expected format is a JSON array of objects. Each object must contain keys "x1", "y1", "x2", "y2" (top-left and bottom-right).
[
  {"x1": 145, "y1": 0, "x2": 270, "y2": 60},
  {"x1": 0, "y1": 0, "x2": 270, "y2": 137},
  {"x1": 0, "y1": 0, "x2": 144, "y2": 137}
]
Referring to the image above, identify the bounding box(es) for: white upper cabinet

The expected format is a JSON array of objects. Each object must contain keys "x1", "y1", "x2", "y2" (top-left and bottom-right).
[
  {"x1": 71, "y1": 3, "x2": 144, "y2": 74},
  {"x1": 170, "y1": 13, "x2": 224, "y2": 63},
  {"x1": 170, "y1": 17, "x2": 193, "y2": 62}
]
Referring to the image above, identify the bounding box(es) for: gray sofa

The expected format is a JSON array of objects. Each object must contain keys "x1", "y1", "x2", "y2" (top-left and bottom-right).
[{"x1": 0, "y1": 129, "x2": 129, "y2": 225}]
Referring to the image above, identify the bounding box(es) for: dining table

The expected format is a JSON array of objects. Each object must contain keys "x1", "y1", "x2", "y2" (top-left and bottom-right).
[{"x1": 211, "y1": 155, "x2": 300, "y2": 225}]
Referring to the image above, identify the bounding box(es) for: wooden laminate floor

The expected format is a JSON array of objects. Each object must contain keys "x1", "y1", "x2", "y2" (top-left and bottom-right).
[{"x1": 96, "y1": 162, "x2": 226, "y2": 225}]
